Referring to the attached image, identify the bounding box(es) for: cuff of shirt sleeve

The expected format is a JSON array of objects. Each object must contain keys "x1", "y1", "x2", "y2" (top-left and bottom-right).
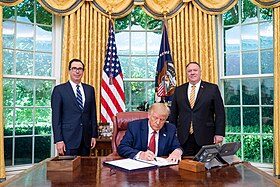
[{"x1": 134, "y1": 151, "x2": 142, "y2": 160}]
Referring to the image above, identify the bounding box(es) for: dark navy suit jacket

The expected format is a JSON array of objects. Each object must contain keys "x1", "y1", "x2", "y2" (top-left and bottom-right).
[
  {"x1": 117, "y1": 118, "x2": 182, "y2": 159},
  {"x1": 51, "y1": 81, "x2": 98, "y2": 149},
  {"x1": 169, "y1": 81, "x2": 225, "y2": 147}
]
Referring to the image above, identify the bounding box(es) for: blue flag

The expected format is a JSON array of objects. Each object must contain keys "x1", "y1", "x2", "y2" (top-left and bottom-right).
[{"x1": 155, "y1": 24, "x2": 176, "y2": 106}]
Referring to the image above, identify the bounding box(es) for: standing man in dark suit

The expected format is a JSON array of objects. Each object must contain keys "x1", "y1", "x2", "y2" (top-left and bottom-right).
[
  {"x1": 169, "y1": 62, "x2": 225, "y2": 156},
  {"x1": 118, "y1": 103, "x2": 182, "y2": 162},
  {"x1": 51, "y1": 59, "x2": 98, "y2": 156}
]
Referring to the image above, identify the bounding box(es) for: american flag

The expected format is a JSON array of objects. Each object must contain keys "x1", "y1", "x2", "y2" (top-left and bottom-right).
[
  {"x1": 155, "y1": 23, "x2": 176, "y2": 105},
  {"x1": 101, "y1": 20, "x2": 125, "y2": 124}
]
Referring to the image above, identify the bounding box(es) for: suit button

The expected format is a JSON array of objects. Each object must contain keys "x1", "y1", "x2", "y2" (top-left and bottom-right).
[{"x1": 80, "y1": 123, "x2": 83, "y2": 126}]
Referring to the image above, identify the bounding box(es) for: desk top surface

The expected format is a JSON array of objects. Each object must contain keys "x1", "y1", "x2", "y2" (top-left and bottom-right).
[{"x1": 1, "y1": 156, "x2": 279, "y2": 187}]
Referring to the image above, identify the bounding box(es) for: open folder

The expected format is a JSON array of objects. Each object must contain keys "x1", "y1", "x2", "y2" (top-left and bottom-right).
[{"x1": 103, "y1": 157, "x2": 178, "y2": 172}]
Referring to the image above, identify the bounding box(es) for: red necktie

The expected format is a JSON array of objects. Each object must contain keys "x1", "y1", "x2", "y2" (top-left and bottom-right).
[{"x1": 148, "y1": 131, "x2": 157, "y2": 154}]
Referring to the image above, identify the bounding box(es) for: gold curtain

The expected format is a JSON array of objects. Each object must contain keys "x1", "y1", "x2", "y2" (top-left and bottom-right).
[
  {"x1": 0, "y1": 5, "x2": 4, "y2": 182},
  {"x1": 274, "y1": 6, "x2": 280, "y2": 177},
  {"x1": 191, "y1": 0, "x2": 239, "y2": 15},
  {"x1": 62, "y1": 2, "x2": 109, "y2": 121},
  {"x1": 37, "y1": 0, "x2": 84, "y2": 16},
  {"x1": 0, "y1": 0, "x2": 24, "y2": 6},
  {"x1": 167, "y1": 3, "x2": 217, "y2": 85}
]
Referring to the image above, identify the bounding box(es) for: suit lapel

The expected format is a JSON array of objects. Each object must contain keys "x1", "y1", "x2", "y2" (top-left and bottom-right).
[
  {"x1": 194, "y1": 81, "x2": 205, "y2": 109},
  {"x1": 184, "y1": 83, "x2": 191, "y2": 108}
]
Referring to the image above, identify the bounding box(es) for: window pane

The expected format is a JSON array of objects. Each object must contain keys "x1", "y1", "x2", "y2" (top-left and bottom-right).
[
  {"x1": 242, "y1": 51, "x2": 258, "y2": 75},
  {"x1": 261, "y1": 78, "x2": 273, "y2": 105},
  {"x1": 147, "y1": 56, "x2": 157, "y2": 79},
  {"x1": 131, "y1": 32, "x2": 145, "y2": 54},
  {"x1": 16, "y1": 79, "x2": 34, "y2": 106},
  {"x1": 146, "y1": 81, "x2": 155, "y2": 105},
  {"x1": 3, "y1": 49, "x2": 14, "y2": 75},
  {"x1": 263, "y1": 136, "x2": 273, "y2": 163},
  {"x1": 241, "y1": 24, "x2": 258, "y2": 50},
  {"x1": 15, "y1": 108, "x2": 33, "y2": 135},
  {"x1": 131, "y1": 16, "x2": 146, "y2": 30},
  {"x1": 16, "y1": 0, "x2": 34, "y2": 23},
  {"x1": 115, "y1": 15, "x2": 130, "y2": 31},
  {"x1": 147, "y1": 16, "x2": 161, "y2": 30},
  {"x1": 119, "y1": 56, "x2": 129, "y2": 78},
  {"x1": 225, "y1": 107, "x2": 241, "y2": 132},
  {"x1": 35, "y1": 136, "x2": 51, "y2": 163},
  {"x1": 262, "y1": 107, "x2": 273, "y2": 134},
  {"x1": 243, "y1": 107, "x2": 259, "y2": 133},
  {"x1": 15, "y1": 137, "x2": 32, "y2": 165},
  {"x1": 130, "y1": 56, "x2": 147, "y2": 78},
  {"x1": 3, "y1": 21, "x2": 15, "y2": 49},
  {"x1": 147, "y1": 31, "x2": 161, "y2": 55},
  {"x1": 242, "y1": 79, "x2": 259, "y2": 105},
  {"x1": 125, "y1": 81, "x2": 145, "y2": 106},
  {"x1": 16, "y1": 51, "x2": 33, "y2": 76},
  {"x1": 16, "y1": 23, "x2": 34, "y2": 50},
  {"x1": 260, "y1": 22, "x2": 273, "y2": 49},
  {"x1": 124, "y1": 81, "x2": 132, "y2": 110},
  {"x1": 36, "y1": 2, "x2": 52, "y2": 25},
  {"x1": 35, "y1": 80, "x2": 52, "y2": 106},
  {"x1": 35, "y1": 53, "x2": 52, "y2": 76},
  {"x1": 224, "y1": 79, "x2": 240, "y2": 105},
  {"x1": 243, "y1": 135, "x2": 260, "y2": 162},
  {"x1": 3, "y1": 6, "x2": 15, "y2": 20},
  {"x1": 115, "y1": 32, "x2": 129, "y2": 55},
  {"x1": 3, "y1": 78, "x2": 15, "y2": 106},
  {"x1": 224, "y1": 26, "x2": 240, "y2": 52},
  {"x1": 224, "y1": 52, "x2": 240, "y2": 76},
  {"x1": 4, "y1": 138, "x2": 12, "y2": 166},
  {"x1": 241, "y1": 0, "x2": 257, "y2": 24},
  {"x1": 223, "y1": 4, "x2": 239, "y2": 26},
  {"x1": 261, "y1": 50, "x2": 273, "y2": 74},
  {"x1": 35, "y1": 108, "x2": 51, "y2": 135},
  {"x1": 4, "y1": 108, "x2": 13, "y2": 136},
  {"x1": 36, "y1": 26, "x2": 52, "y2": 52},
  {"x1": 260, "y1": 8, "x2": 272, "y2": 21}
]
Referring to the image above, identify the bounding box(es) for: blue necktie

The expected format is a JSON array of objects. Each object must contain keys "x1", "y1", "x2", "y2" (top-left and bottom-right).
[{"x1": 76, "y1": 85, "x2": 83, "y2": 110}]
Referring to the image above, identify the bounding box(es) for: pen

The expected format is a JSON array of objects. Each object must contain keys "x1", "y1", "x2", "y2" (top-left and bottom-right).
[{"x1": 147, "y1": 147, "x2": 157, "y2": 162}]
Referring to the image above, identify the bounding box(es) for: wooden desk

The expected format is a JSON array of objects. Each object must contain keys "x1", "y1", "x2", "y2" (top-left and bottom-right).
[
  {"x1": 91, "y1": 137, "x2": 112, "y2": 156},
  {"x1": 1, "y1": 157, "x2": 279, "y2": 187}
]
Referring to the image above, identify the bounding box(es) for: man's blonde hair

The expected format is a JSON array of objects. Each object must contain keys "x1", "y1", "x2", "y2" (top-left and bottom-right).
[{"x1": 148, "y1": 103, "x2": 170, "y2": 116}]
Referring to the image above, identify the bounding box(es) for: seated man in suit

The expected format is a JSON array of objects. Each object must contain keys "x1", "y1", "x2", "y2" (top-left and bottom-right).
[{"x1": 118, "y1": 103, "x2": 182, "y2": 162}]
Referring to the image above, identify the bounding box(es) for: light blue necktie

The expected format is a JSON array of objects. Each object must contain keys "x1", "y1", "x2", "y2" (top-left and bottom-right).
[{"x1": 76, "y1": 85, "x2": 83, "y2": 110}]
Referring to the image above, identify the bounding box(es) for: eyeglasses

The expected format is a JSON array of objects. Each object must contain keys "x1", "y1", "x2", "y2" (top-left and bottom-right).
[{"x1": 70, "y1": 67, "x2": 84, "y2": 72}]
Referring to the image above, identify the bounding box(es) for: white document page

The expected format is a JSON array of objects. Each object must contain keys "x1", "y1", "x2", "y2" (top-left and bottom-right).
[
  {"x1": 136, "y1": 157, "x2": 178, "y2": 167},
  {"x1": 104, "y1": 158, "x2": 155, "y2": 171}
]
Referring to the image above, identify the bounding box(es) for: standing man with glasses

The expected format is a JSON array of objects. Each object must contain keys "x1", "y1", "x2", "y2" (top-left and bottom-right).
[
  {"x1": 51, "y1": 59, "x2": 98, "y2": 156},
  {"x1": 169, "y1": 62, "x2": 225, "y2": 156}
]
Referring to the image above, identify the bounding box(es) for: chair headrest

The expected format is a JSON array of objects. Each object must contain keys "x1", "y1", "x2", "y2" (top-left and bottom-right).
[{"x1": 115, "y1": 111, "x2": 148, "y2": 130}]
